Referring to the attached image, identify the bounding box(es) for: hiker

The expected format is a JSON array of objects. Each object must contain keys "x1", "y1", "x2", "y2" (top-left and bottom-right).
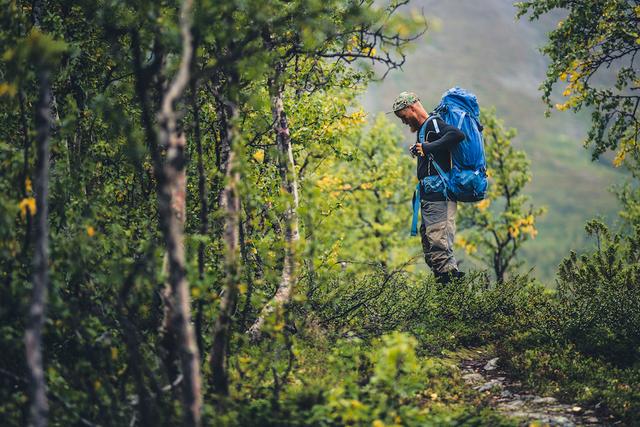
[{"x1": 392, "y1": 91, "x2": 466, "y2": 284}]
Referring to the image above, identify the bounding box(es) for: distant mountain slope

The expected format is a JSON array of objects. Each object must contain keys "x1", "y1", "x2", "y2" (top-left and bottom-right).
[{"x1": 361, "y1": 0, "x2": 625, "y2": 282}]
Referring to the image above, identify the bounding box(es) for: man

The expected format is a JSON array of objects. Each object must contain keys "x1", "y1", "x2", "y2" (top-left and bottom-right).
[{"x1": 392, "y1": 91, "x2": 465, "y2": 284}]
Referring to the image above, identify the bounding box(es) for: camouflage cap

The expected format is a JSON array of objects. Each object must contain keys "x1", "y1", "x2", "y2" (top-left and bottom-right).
[{"x1": 391, "y1": 91, "x2": 419, "y2": 112}]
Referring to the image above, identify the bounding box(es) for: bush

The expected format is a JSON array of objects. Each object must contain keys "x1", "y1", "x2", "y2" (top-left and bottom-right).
[
  {"x1": 495, "y1": 221, "x2": 640, "y2": 422},
  {"x1": 555, "y1": 220, "x2": 640, "y2": 366}
]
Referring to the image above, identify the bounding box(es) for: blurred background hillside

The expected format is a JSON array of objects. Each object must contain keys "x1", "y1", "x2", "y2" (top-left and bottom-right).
[{"x1": 361, "y1": 0, "x2": 625, "y2": 283}]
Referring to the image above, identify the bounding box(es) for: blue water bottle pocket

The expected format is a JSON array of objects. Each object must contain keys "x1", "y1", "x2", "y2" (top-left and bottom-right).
[
  {"x1": 421, "y1": 174, "x2": 447, "y2": 195},
  {"x1": 450, "y1": 167, "x2": 488, "y2": 202}
]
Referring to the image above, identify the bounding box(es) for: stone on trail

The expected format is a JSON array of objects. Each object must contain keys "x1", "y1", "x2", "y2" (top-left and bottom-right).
[
  {"x1": 462, "y1": 372, "x2": 484, "y2": 384},
  {"x1": 483, "y1": 357, "x2": 499, "y2": 371},
  {"x1": 498, "y1": 399, "x2": 525, "y2": 410},
  {"x1": 499, "y1": 390, "x2": 513, "y2": 398},
  {"x1": 477, "y1": 379, "x2": 502, "y2": 392},
  {"x1": 459, "y1": 353, "x2": 605, "y2": 426},
  {"x1": 532, "y1": 396, "x2": 558, "y2": 404}
]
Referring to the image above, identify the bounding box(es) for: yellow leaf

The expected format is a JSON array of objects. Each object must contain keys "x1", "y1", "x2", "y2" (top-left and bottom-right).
[
  {"x1": 238, "y1": 283, "x2": 247, "y2": 294},
  {"x1": 111, "y1": 347, "x2": 119, "y2": 360},
  {"x1": 613, "y1": 148, "x2": 626, "y2": 167},
  {"x1": 476, "y1": 199, "x2": 490, "y2": 211},
  {"x1": 350, "y1": 399, "x2": 363, "y2": 409},
  {"x1": 25, "y1": 177, "x2": 32, "y2": 193},
  {"x1": 253, "y1": 149, "x2": 265, "y2": 163},
  {"x1": 0, "y1": 82, "x2": 17, "y2": 97},
  {"x1": 19, "y1": 197, "x2": 36, "y2": 219},
  {"x1": 86, "y1": 226, "x2": 95, "y2": 237},
  {"x1": 360, "y1": 182, "x2": 373, "y2": 190}
]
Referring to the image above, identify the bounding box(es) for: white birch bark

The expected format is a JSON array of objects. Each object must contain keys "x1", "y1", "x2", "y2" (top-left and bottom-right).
[
  {"x1": 155, "y1": 0, "x2": 202, "y2": 425},
  {"x1": 247, "y1": 74, "x2": 300, "y2": 341}
]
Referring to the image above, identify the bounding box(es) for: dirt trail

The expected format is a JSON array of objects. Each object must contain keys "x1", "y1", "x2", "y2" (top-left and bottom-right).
[{"x1": 460, "y1": 350, "x2": 615, "y2": 426}]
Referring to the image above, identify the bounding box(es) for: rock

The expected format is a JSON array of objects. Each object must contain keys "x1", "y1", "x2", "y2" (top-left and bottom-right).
[
  {"x1": 500, "y1": 390, "x2": 513, "y2": 398},
  {"x1": 507, "y1": 410, "x2": 531, "y2": 418},
  {"x1": 585, "y1": 416, "x2": 599, "y2": 423},
  {"x1": 571, "y1": 406, "x2": 582, "y2": 413},
  {"x1": 498, "y1": 399, "x2": 525, "y2": 410},
  {"x1": 547, "y1": 415, "x2": 572, "y2": 426},
  {"x1": 462, "y1": 372, "x2": 484, "y2": 384},
  {"x1": 477, "y1": 379, "x2": 502, "y2": 392},
  {"x1": 484, "y1": 357, "x2": 499, "y2": 371},
  {"x1": 532, "y1": 396, "x2": 558, "y2": 404}
]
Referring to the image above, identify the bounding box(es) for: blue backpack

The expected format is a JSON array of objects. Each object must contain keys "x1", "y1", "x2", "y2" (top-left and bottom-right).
[{"x1": 410, "y1": 87, "x2": 488, "y2": 236}]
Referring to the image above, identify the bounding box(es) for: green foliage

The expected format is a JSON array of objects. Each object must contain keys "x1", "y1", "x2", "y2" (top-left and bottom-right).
[
  {"x1": 458, "y1": 109, "x2": 545, "y2": 281},
  {"x1": 303, "y1": 112, "x2": 414, "y2": 275},
  {"x1": 613, "y1": 162, "x2": 640, "y2": 228},
  {"x1": 0, "y1": 0, "x2": 426, "y2": 424},
  {"x1": 220, "y1": 332, "x2": 516, "y2": 427},
  {"x1": 516, "y1": 0, "x2": 640, "y2": 163},
  {"x1": 3, "y1": 0, "x2": 640, "y2": 425},
  {"x1": 496, "y1": 221, "x2": 640, "y2": 422},
  {"x1": 556, "y1": 220, "x2": 640, "y2": 366}
]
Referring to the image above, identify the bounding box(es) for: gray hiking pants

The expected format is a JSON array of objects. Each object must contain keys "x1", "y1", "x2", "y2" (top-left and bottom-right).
[{"x1": 419, "y1": 199, "x2": 459, "y2": 275}]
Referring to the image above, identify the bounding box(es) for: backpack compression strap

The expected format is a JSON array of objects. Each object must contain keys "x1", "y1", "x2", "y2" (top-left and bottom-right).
[{"x1": 410, "y1": 183, "x2": 421, "y2": 236}]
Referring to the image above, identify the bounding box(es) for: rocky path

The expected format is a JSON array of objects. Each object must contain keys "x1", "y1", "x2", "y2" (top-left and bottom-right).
[{"x1": 460, "y1": 351, "x2": 613, "y2": 426}]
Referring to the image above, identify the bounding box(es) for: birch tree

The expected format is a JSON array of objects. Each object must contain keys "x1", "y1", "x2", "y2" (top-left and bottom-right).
[
  {"x1": 153, "y1": 0, "x2": 202, "y2": 424},
  {"x1": 24, "y1": 7, "x2": 67, "y2": 425}
]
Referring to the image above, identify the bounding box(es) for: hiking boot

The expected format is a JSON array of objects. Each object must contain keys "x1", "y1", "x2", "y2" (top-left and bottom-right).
[{"x1": 435, "y1": 270, "x2": 465, "y2": 285}]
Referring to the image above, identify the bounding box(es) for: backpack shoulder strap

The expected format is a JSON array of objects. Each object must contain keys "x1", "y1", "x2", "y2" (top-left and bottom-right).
[{"x1": 419, "y1": 115, "x2": 440, "y2": 143}]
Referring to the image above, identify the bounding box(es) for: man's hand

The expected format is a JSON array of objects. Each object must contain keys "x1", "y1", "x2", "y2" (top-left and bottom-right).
[{"x1": 409, "y1": 143, "x2": 425, "y2": 157}]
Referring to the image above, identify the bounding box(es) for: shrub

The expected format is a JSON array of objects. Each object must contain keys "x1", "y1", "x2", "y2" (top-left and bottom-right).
[{"x1": 555, "y1": 220, "x2": 640, "y2": 366}]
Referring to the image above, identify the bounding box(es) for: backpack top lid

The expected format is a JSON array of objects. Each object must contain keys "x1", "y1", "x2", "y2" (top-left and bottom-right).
[{"x1": 436, "y1": 87, "x2": 480, "y2": 118}]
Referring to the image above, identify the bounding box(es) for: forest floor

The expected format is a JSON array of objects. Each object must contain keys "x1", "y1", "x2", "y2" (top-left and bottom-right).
[{"x1": 453, "y1": 348, "x2": 615, "y2": 427}]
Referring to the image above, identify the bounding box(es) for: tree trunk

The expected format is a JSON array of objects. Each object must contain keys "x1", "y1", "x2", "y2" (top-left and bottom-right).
[
  {"x1": 247, "y1": 72, "x2": 300, "y2": 341},
  {"x1": 155, "y1": 0, "x2": 202, "y2": 425},
  {"x1": 25, "y1": 66, "x2": 52, "y2": 427},
  {"x1": 26, "y1": 9, "x2": 58, "y2": 425},
  {"x1": 209, "y1": 100, "x2": 241, "y2": 397},
  {"x1": 191, "y1": 76, "x2": 207, "y2": 359}
]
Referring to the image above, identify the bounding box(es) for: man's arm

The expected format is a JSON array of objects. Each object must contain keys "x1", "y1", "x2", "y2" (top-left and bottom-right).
[{"x1": 419, "y1": 118, "x2": 465, "y2": 154}]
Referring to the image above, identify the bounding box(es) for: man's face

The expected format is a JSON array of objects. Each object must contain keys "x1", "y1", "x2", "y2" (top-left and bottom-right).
[{"x1": 394, "y1": 104, "x2": 420, "y2": 133}]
